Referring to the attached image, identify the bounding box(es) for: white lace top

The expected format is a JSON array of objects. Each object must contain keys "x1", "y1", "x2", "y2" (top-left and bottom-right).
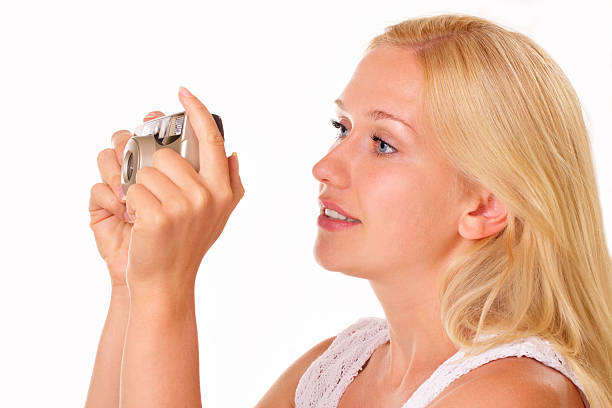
[{"x1": 295, "y1": 317, "x2": 589, "y2": 408}]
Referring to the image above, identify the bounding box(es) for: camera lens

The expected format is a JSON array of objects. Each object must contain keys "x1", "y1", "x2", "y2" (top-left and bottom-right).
[{"x1": 126, "y1": 151, "x2": 134, "y2": 181}]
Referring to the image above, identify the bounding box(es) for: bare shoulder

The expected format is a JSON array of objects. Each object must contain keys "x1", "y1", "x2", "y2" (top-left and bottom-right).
[
  {"x1": 431, "y1": 356, "x2": 585, "y2": 408},
  {"x1": 254, "y1": 335, "x2": 336, "y2": 408}
]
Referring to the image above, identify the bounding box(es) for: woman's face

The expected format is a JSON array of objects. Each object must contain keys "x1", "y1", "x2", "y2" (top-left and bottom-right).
[{"x1": 312, "y1": 45, "x2": 470, "y2": 281}]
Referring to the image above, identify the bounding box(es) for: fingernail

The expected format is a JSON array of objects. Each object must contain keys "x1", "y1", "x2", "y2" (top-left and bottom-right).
[
  {"x1": 117, "y1": 185, "x2": 125, "y2": 201},
  {"x1": 124, "y1": 210, "x2": 136, "y2": 223},
  {"x1": 232, "y1": 152, "x2": 239, "y2": 170},
  {"x1": 179, "y1": 86, "x2": 192, "y2": 97}
]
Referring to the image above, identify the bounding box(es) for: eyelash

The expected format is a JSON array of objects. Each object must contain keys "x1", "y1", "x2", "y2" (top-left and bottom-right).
[{"x1": 330, "y1": 118, "x2": 397, "y2": 158}]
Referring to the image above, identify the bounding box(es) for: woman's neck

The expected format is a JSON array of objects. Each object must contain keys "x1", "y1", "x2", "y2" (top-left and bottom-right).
[{"x1": 368, "y1": 269, "x2": 460, "y2": 392}]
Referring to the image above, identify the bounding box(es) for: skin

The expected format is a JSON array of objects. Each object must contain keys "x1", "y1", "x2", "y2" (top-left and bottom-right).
[
  {"x1": 86, "y1": 89, "x2": 244, "y2": 407},
  {"x1": 86, "y1": 111, "x2": 165, "y2": 407},
  {"x1": 311, "y1": 44, "x2": 515, "y2": 405},
  {"x1": 85, "y1": 49, "x2": 584, "y2": 407}
]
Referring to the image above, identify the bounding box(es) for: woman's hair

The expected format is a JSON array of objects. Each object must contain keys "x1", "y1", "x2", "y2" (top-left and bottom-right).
[{"x1": 367, "y1": 14, "x2": 612, "y2": 407}]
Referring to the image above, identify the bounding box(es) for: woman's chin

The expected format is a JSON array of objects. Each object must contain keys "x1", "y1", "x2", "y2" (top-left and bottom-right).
[
  {"x1": 313, "y1": 241, "x2": 343, "y2": 271},
  {"x1": 313, "y1": 241, "x2": 361, "y2": 276}
]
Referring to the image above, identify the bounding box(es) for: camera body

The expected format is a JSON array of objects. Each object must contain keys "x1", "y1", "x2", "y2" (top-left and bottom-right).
[{"x1": 121, "y1": 111, "x2": 224, "y2": 196}]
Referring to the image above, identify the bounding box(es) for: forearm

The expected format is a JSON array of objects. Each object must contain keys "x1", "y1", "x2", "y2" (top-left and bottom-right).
[
  {"x1": 120, "y1": 285, "x2": 201, "y2": 407},
  {"x1": 85, "y1": 285, "x2": 130, "y2": 408}
]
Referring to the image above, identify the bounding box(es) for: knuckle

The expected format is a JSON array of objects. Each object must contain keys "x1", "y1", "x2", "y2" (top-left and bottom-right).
[
  {"x1": 237, "y1": 182, "x2": 245, "y2": 197},
  {"x1": 192, "y1": 186, "x2": 211, "y2": 210},
  {"x1": 90, "y1": 182, "x2": 104, "y2": 196},
  {"x1": 168, "y1": 196, "x2": 190, "y2": 216},
  {"x1": 97, "y1": 148, "x2": 114, "y2": 165},
  {"x1": 91, "y1": 183, "x2": 121, "y2": 211},
  {"x1": 111, "y1": 129, "x2": 131, "y2": 146},
  {"x1": 107, "y1": 193, "x2": 121, "y2": 210},
  {"x1": 151, "y1": 211, "x2": 169, "y2": 229},
  {"x1": 208, "y1": 132, "x2": 226, "y2": 146}
]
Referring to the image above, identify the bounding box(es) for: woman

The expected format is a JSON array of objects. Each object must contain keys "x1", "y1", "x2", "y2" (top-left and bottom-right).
[{"x1": 85, "y1": 14, "x2": 612, "y2": 408}]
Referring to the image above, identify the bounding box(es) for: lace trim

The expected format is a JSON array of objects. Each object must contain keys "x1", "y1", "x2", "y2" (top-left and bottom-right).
[
  {"x1": 401, "y1": 335, "x2": 590, "y2": 408},
  {"x1": 294, "y1": 317, "x2": 389, "y2": 408},
  {"x1": 295, "y1": 317, "x2": 589, "y2": 408}
]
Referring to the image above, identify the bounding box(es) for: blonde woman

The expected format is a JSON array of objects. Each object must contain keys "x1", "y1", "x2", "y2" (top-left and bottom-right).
[{"x1": 85, "y1": 14, "x2": 612, "y2": 408}]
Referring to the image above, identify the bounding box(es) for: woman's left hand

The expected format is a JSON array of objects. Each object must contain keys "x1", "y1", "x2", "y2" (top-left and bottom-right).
[{"x1": 124, "y1": 87, "x2": 244, "y2": 296}]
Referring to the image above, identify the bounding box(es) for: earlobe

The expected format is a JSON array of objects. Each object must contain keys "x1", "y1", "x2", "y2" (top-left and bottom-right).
[{"x1": 458, "y1": 193, "x2": 508, "y2": 240}]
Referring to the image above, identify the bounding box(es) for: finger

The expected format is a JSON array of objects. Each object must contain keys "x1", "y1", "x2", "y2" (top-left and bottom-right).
[
  {"x1": 215, "y1": 152, "x2": 245, "y2": 234},
  {"x1": 227, "y1": 152, "x2": 245, "y2": 211},
  {"x1": 151, "y1": 148, "x2": 203, "y2": 197},
  {"x1": 111, "y1": 111, "x2": 166, "y2": 197},
  {"x1": 143, "y1": 111, "x2": 165, "y2": 123},
  {"x1": 97, "y1": 148, "x2": 123, "y2": 200},
  {"x1": 124, "y1": 183, "x2": 162, "y2": 224},
  {"x1": 178, "y1": 86, "x2": 230, "y2": 194},
  {"x1": 111, "y1": 130, "x2": 133, "y2": 165},
  {"x1": 135, "y1": 165, "x2": 187, "y2": 212},
  {"x1": 89, "y1": 182, "x2": 128, "y2": 222},
  {"x1": 112, "y1": 112, "x2": 165, "y2": 162}
]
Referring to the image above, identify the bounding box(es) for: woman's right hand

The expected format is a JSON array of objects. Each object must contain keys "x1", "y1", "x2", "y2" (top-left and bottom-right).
[{"x1": 88, "y1": 111, "x2": 165, "y2": 287}]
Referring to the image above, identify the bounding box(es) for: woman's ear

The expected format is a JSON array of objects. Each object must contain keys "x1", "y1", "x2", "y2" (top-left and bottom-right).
[{"x1": 458, "y1": 191, "x2": 508, "y2": 240}]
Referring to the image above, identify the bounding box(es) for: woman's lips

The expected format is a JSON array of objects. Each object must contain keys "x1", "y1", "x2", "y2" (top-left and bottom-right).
[
  {"x1": 317, "y1": 198, "x2": 361, "y2": 231},
  {"x1": 317, "y1": 213, "x2": 361, "y2": 231},
  {"x1": 318, "y1": 199, "x2": 360, "y2": 221}
]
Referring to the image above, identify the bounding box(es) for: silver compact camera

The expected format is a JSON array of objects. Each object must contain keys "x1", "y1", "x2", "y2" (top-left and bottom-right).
[{"x1": 121, "y1": 111, "x2": 224, "y2": 196}]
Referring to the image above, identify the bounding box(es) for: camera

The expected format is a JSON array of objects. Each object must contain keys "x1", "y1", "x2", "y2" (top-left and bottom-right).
[{"x1": 121, "y1": 111, "x2": 224, "y2": 196}]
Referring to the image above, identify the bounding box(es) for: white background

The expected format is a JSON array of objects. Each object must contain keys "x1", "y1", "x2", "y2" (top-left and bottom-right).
[{"x1": 1, "y1": 0, "x2": 610, "y2": 406}]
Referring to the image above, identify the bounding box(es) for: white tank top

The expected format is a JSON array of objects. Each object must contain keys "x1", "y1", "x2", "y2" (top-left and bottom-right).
[{"x1": 295, "y1": 317, "x2": 590, "y2": 408}]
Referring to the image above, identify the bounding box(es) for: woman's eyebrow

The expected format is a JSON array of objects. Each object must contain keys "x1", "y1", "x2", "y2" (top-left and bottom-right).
[{"x1": 334, "y1": 98, "x2": 416, "y2": 134}]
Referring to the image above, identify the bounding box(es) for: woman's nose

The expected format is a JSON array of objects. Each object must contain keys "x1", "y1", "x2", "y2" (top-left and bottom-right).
[{"x1": 312, "y1": 138, "x2": 352, "y2": 189}]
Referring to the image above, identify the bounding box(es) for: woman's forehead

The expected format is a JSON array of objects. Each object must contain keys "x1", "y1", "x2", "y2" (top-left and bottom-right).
[
  {"x1": 355, "y1": 46, "x2": 423, "y2": 89},
  {"x1": 337, "y1": 46, "x2": 424, "y2": 117}
]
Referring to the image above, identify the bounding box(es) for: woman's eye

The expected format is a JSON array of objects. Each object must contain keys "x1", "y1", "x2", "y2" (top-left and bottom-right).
[
  {"x1": 371, "y1": 135, "x2": 397, "y2": 157},
  {"x1": 329, "y1": 118, "x2": 397, "y2": 158},
  {"x1": 330, "y1": 119, "x2": 348, "y2": 138}
]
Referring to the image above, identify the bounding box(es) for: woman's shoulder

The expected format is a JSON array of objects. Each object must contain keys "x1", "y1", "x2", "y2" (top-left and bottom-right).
[
  {"x1": 254, "y1": 335, "x2": 337, "y2": 408},
  {"x1": 430, "y1": 355, "x2": 586, "y2": 407},
  {"x1": 291, "y1": 317, "x2": 391, "y2": 407}
]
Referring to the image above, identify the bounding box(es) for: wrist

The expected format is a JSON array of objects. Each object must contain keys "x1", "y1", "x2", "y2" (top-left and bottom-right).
[
  {"x1": 110, "y1": 284, "x2": 130, "y2": 303},
  {"x1": 111, "y1": 283, "x2": 129, "y2": 292},
  {"x1": 127, "y1": 281, "x2": 196, "y2": 318},
  {"x1": 108, "y1": 285, "x2": 131, "y2": 317}
]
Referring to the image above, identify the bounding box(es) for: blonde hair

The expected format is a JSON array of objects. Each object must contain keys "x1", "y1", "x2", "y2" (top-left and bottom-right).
[{"x1": 367, "y1": 14, "x2": 612, "y2": 407}]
